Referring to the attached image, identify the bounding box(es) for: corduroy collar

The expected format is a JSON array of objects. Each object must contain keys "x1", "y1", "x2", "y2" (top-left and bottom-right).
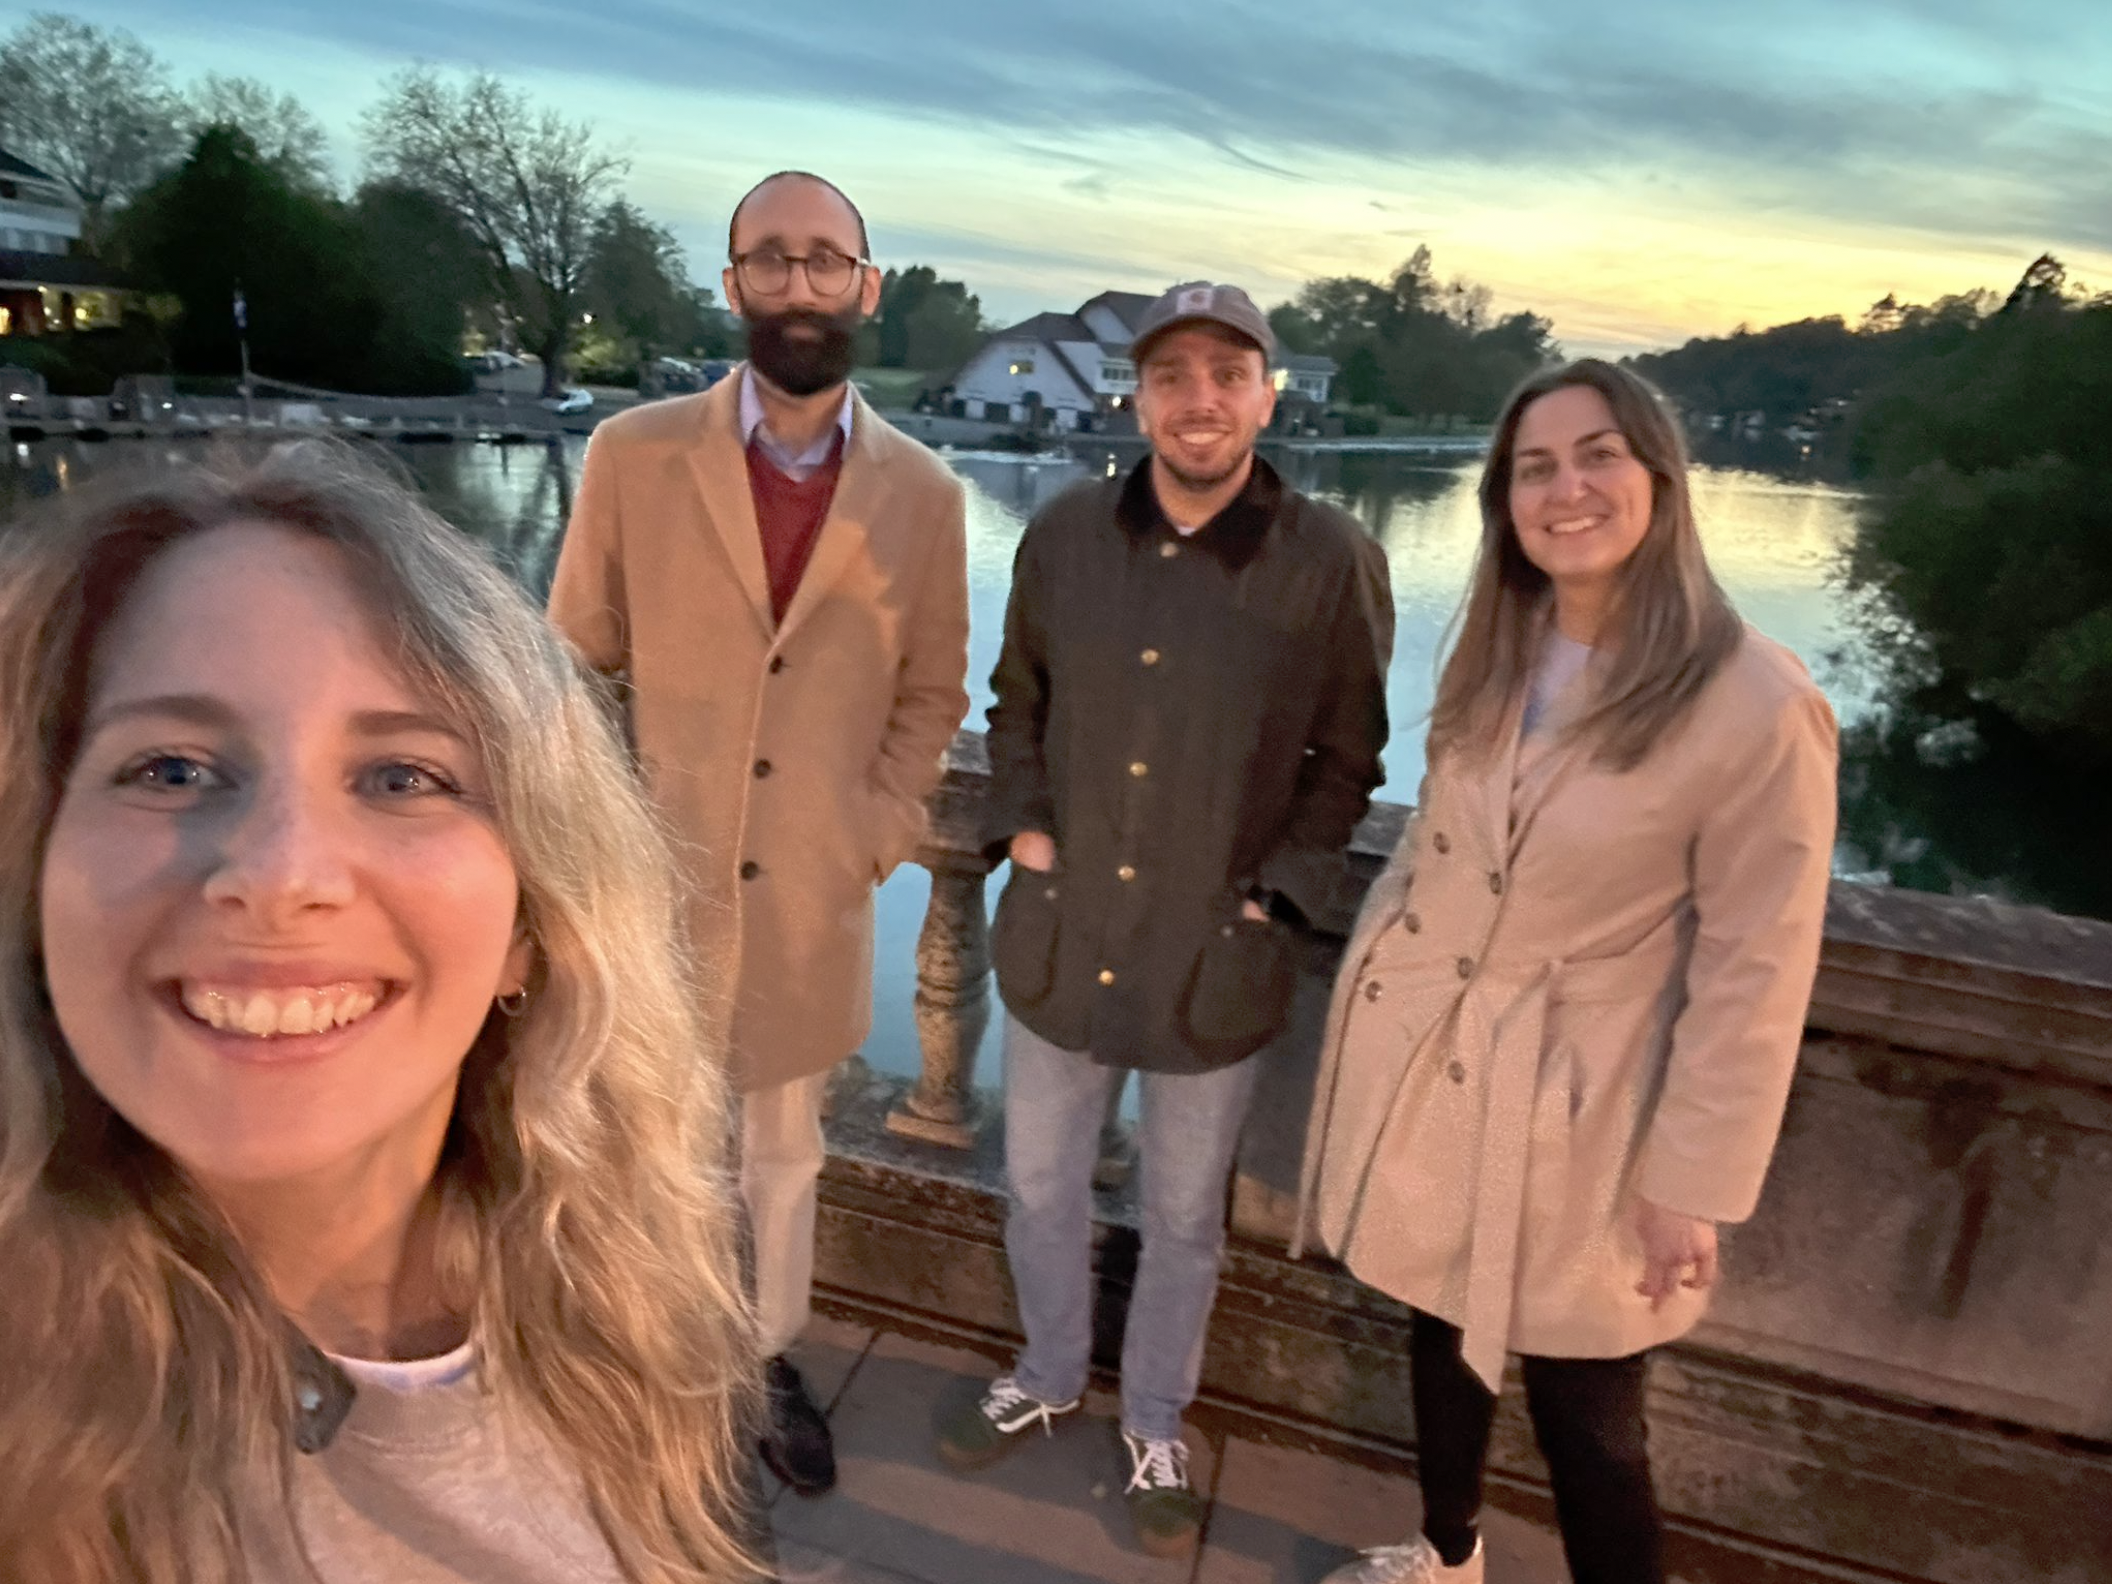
[{"x1": 1115, "y1": 453, "x2": 1285, "y2": 572}]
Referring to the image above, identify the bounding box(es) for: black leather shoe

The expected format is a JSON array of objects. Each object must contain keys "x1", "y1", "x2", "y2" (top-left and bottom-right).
[{"x1": 759, "y1": 1355, "x2": 836, "y2": 1497}]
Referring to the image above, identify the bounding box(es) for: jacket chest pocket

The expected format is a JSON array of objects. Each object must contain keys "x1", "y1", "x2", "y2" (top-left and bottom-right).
[
  {"x1": 993, "y1": 870, "x2": 1064, "y2": 1008},
  {"x1": 1177, "y1": 913, "x2": 1296, "y2": 1060}
]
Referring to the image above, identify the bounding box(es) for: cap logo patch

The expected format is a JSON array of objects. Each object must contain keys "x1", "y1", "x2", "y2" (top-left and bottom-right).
[{"x1": 1176, "y1": 286, "x2": 1216, "y2": 313}]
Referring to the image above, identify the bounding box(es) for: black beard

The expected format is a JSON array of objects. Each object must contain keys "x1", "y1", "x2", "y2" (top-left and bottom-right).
[{"x1": 746, "y1": 306, "x2": 860, "y2": 397}]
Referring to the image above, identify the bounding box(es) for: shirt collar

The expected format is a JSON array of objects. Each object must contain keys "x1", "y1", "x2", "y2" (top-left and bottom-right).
[
  {"x1": 738, "y1": 364, "x2": 855, "y2": 471},
  {"x1": 1115, "y1": 453, "x2": 1285, "y2": 571}
]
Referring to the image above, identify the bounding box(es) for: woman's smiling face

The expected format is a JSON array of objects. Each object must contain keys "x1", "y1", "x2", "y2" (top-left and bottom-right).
[{"x1": 39, "y1": 521, "x2": 529, "y2": 1190}]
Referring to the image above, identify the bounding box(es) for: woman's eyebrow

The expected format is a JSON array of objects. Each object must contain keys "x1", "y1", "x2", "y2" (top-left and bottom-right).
[
  {"x1": 84, "y1": 693, "x2": 237, "y2": 734},
  {"x1": 347, "y1": 709, "x2": 470, "y2": 745}
]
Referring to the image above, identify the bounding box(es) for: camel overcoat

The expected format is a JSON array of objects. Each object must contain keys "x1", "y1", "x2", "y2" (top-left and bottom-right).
[
  {"x1": 547, "y1": 374, "x2": 970, "y2": 1092},
  {"x1": 1294, "y1": 628, "x2": 1837, "y2": 1388}
]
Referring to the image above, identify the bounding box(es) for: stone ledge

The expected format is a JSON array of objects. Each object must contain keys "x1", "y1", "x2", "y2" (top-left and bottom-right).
[
  {"x1": 915, "y1": 730, "x2": 2112, "y2": 1074},
  {"x1": 816, "y1": 1064, "x2": 2112, "y2": 1584}
]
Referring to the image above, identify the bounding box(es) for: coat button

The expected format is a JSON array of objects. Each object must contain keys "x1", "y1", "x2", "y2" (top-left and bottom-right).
[
  {"x1": 753, "y1": 759, "x2": 772, "y2": 778},
  {"x1": 1456, "y1": 956, "x2": 1474, "y2": 979},
  {"x1": 1097, "y1": 968, "x2": 1116, "y2": 985},
  {"x1": 768, "y1": 656, "x2": 786, "y2": 674},
  {"x1": 1140, "y1": 648, "x2": 1160, "y2": 665},
  {"x1": 1117, "y1": 864, "x2": 1136, "y2": 881},
  {"x1": 1402, "y1": 911, "x2": 1422, "y2": 933},
  {"x1": 1362, "y1": 980, "x2": 1383, "y2": 1002},
  {"x1": 1159, "y1": 542, "x2": 1179, "y2": 558},
  {"x1": 1488, "y1": 871, "x2": 1503, "y2": 894},
  {"x1": 740, "y1": 860, "x2": 761, "y2": 880},
  {"x1": 1044, "y1": 886, "x2": 1059, "y2": 900},
  {"x1": 1448, "y1": 1061, "x2": 1467, "y2": 1084},
  {"x1": 1129, "y1": 761, "x2": 1148, "y2": 777},
  {"x1": 1432, "y1": 832, "x2": 1451, "y2": 855}
]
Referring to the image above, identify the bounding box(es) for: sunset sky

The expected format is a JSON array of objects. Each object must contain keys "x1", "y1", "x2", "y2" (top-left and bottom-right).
[{"x1": 6, "y1": 0, "x2": 2107, "y2": 356}]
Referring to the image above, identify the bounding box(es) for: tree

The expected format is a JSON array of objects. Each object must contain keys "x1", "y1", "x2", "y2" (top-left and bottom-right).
[
  {"x1": 351, "y1": 180, "x2": 483, "y2": 393},
  {"x1": 582, "y1": 198, "x2": 690, "y2": 376},
  {"x1": 362, "y1": 68, "x2": 626, "y2": 396},
  {"x1": 875, "y1": 265, "x2": 985, "y2": 371},
  {"x1": 0, "y1": 12, "x2": 182, "y2": 248},
  {"x1": 1849, "y1": 261, "x2": 2112, "y2": 760},
  {"x1": 184, "y1": 74, "x2": 331, "y2": 193},
  {"x1": 121, "y1": 125, "x2": 372, "y2": 386},
  {"x1": 1269, "y1": 249, "x2": 1558, "y2": 422}
]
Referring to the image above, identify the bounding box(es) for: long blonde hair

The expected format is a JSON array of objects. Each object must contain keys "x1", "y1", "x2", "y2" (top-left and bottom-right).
[
  {"x1": 1429, "y1": 358, "x2": 1742, "y2": 770},
  {"x1": 0, "y1": 444, "x2": 762, "y2": 1582}
]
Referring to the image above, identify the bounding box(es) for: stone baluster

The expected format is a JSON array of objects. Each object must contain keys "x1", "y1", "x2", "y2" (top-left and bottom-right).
[{"x1": 887, "y1": 858, "x2": 990, "y2": 1148}]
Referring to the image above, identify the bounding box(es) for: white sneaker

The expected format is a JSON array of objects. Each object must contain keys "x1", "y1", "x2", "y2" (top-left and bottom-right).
[{"x1": 1319, "y1": 1534, "x2": 1484, "y2": 1584}]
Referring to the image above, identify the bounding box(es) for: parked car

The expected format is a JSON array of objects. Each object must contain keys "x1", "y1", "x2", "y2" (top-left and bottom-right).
[
  {"x1": 473, "y1": 350, "x2": 527, "y2": 372},
  {"x1": 541, "y1": 387, "x2": 593, "y2": 415}
]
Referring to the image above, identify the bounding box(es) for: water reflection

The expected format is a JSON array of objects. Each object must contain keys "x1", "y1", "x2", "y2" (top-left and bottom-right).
[{"x1": 3, "y1": 433, "x2": 2103, "y2": 928}]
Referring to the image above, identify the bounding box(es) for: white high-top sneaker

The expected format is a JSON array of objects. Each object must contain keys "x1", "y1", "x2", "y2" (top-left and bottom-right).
[{"x1": 1318, "y1": 1534, "x2": 1484, "y2": 1584}]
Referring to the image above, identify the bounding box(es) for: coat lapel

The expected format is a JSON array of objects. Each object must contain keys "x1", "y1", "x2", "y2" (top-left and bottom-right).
[
  {"x1": 776, "y1": 386, "x2": 883, "y2": 644},
  {"x1": 683, "y1": 372, "x2": 776, "y2": 641}
]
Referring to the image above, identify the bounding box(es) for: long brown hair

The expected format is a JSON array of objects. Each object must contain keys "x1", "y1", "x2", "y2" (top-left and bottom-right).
[
  {"x1": 1428, "y1": 358, "x2": 1743, "y2": 770},
  {"x1": 0, "y1": 443, "x2": 762, "y2": 1582}
]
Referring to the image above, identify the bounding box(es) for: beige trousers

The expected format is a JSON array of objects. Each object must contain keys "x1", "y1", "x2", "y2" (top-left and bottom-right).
[{"x1": 739, "y1": 1068, "x2": 832, "y2": 1358}]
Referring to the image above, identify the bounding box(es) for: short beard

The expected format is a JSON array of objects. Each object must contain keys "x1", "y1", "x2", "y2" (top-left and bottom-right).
[
  {"x1": 1156, "y1": 446, "x2": 1253, "y2": 496},
  {"x1": 746, "y1": 305, "x2": 861, "y2": 397}
]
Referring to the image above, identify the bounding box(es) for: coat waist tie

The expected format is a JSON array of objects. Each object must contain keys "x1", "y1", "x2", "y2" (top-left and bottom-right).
[{"x1": 1457, "y1": 933, "x2": 1684, "y2": 1391}]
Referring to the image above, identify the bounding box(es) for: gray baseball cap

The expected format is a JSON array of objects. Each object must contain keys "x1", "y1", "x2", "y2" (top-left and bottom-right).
[{"x1": 1129, "y1": 281, "x2": 1276, "y2": 362}]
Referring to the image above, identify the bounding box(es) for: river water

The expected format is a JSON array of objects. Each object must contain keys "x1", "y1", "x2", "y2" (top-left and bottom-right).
[{"x1": 6, "y1": 434, "x2": 2105, "y2": 1081}]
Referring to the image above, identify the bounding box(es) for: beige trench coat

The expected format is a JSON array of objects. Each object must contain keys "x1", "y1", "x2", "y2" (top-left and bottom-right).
[
  {"x1": 548, "y1": 374, "x2": 970, "y2": 1092},
  {"x1": 1294, "y1": 628, "x2": 1837, "y2": 1388}
]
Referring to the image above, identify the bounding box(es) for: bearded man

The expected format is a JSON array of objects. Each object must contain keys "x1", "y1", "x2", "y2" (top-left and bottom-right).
[
  {"x1": 550, "y1": 171, "x2": 971, "y2": 1497},
  {"x1": 935, "y1": 282, "x2": 1393, "y2": 1559}
]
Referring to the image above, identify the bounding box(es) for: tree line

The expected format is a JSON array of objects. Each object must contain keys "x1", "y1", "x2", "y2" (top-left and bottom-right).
[
  {"x1": 1267, "y1": 246, "x2": 1561, "y2": 426},
  {"x1": 0, "y1": 12, "x2": 992, "y2": 396}
]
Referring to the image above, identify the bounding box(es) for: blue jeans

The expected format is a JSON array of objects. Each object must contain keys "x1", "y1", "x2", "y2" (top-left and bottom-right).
[{"x1": 1002, "y1": 1015, "x2": 1263, "y2": 1442}]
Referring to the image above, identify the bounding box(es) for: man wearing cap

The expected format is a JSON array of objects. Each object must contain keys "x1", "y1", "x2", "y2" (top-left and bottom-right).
[
  {"x1": 934, "y1": 282, "x2": 1393, "y2": 1556},
  {"x1": 551, "y1": 170, "x2": 971, "y2": 1498}
]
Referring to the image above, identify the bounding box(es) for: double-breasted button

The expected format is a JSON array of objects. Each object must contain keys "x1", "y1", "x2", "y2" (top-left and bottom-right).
[
  {"x1": 1456, "y1": 956, "x2": 1474, "y2": 979},
  {"x1": 768, "y1": 656, "x2": 786, "y2": 674},
  {"x1": 1432, "y1": 831, "x2": 1451, "y2": 855},
  {"x1": 1097, "y1": 968, "x2": 1116, "y2": 986},
  {"x1": 1140, "y1": 648, "x2": 1161, "y2": 666},
  {"x1": 1129, "y1": 761, "x2": 1149, "y2": 778},
  {"x1": 1159, "y1": 542, "x2": 1179, "y2": 559},
  {"x1": 1447, "y1": 1061, "x2": 1467, "y2": 1084},
  {"x1": 1362, "y1": 980, "x2": 1383, "y2": 1002},
  {"x1": 739, "y1": 860, "x2": 761, "y2": 880},
  {"x1": 1043, "y1": 886, "x2": 1058, "y2": 900},
  {"x1": 1488, "y1": 871, "x2": 1503, "y2": 894},
  {"x1": 753, "y1": 759, "x2": 772, "y2": 778},
  {"x1": 1402, "y1": 911, "x2": 1422, "y2": 933},
  {"x1": 1117, "y1": 864, "x2": 1136, "y2": 881}
]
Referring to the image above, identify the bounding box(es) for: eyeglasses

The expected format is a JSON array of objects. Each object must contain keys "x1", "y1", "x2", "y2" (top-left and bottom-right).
[{"x1": 731, "y1": 246, "x2": 870, "y2": 298}]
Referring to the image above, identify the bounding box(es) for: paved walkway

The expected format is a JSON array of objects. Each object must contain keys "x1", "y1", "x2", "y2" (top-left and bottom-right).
[{"x1": 767, "y1": 1307, "x2": 1578, "y2": 1584}]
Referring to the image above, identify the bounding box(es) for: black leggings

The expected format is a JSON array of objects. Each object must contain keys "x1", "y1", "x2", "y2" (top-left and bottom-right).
[{"x1": 1410, "y1": 1310, "x2": 1664, "y2": 1584}]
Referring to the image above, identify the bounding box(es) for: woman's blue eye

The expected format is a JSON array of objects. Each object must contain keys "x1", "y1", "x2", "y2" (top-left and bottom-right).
[
  {"x1": 122, "y1": 755, "x2": 219, "y2": 791},
  {"x1": 366, "y1": 761, "x2": 460, "y2": 797}
]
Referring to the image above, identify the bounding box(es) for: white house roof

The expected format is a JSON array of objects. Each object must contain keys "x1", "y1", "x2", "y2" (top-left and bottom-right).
[{"x1": 0, "y1": 147, "x2": 63, "y2": 185}]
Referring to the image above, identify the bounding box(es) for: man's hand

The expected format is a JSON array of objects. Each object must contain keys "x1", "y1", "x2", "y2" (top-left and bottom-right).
[
  {"x1": 1009, "y1": 831, "x2": 1057, "y2": 873},
  {"x1": 1634, "y1": 1198, "x2": 1719, "y2": 1310}
]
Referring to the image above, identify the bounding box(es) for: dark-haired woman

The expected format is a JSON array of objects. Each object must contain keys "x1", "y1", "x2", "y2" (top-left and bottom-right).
[{"x1": 1296, "y1": 360, "x2": 1837, "y2": 1584}]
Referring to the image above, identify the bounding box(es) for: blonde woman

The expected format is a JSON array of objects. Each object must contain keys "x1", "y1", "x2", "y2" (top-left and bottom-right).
[
  {"x1": 0, "y1": 446, "x2": 763, "y2": 1583},
  {"x1": 1296, "y1": 361, "x2": 1837, "y2": 1584}
]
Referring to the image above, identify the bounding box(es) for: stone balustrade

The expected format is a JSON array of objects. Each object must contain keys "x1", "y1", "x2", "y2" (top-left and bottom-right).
[{"x1": 827, "y1": 728, "x2": 2112, "y2": 1583}]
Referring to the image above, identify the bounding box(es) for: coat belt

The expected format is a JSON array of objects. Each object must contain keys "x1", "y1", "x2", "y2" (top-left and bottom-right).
[{"x1": 1455, "y1": 932, "x2": 1683, "y2": 1391}]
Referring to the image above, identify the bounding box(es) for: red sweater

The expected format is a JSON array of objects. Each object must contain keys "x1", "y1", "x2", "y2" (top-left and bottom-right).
[{"x1": 745, "y1": 435, "x2": 846, "y2": 624}]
